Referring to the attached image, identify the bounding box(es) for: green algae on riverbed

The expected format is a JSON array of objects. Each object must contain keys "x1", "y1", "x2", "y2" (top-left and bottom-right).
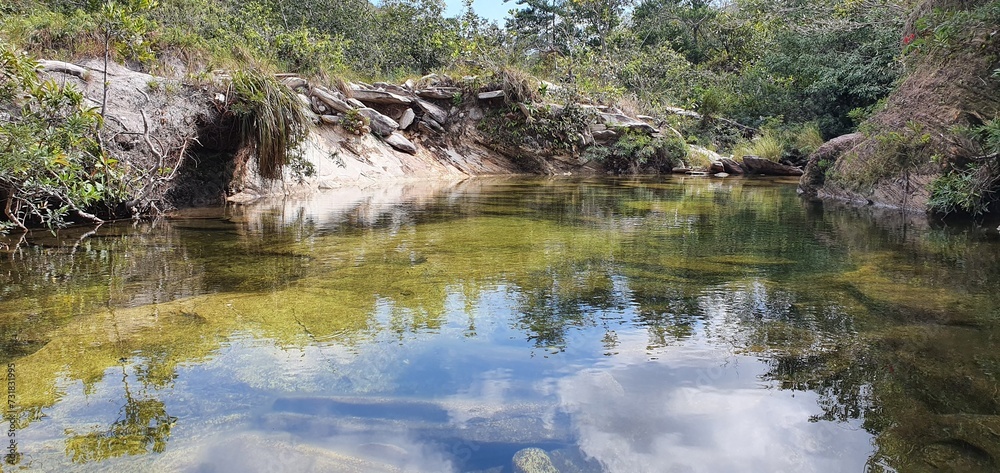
[{"x1": 2, "y1": 177, "x2": 1000, "y2": 471}]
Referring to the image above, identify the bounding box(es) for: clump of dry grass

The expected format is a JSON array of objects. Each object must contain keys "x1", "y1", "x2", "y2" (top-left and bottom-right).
[
  {"x1": 732, "y1": 129, "x2": 783, "y2": 162},
  {"x1": 229, "y1": 68, "x2": 308, "y2": 179}
]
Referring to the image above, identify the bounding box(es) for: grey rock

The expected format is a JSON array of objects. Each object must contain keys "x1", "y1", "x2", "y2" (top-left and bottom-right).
[
  {"x1": 720, "y1": 158, "x2": 745, "y2": 175},
  {"x1": 397, "y1": 108, "x2": 416, "y2": 130},
  {"x1": 319, "y1": 114, "x2": 341, "y2": 126},
  {"x1": 357, "y1": 108, "x2": 399, "y2": 137},
  {"x1": 347, "y1": 98, "x2": 365, "y2": 109},
  {"x1": 710, "y1": 160, "x2": 725, "y2": 173},
  {"x1": 280, "y1": 76, "x2": 309, "y2": 91},
  {"x1": 352, "y1": 88, "x2": 413, "y2": 105},
  {"x1": 715, "y1": 172, "x2": 730, "y2": 177},
  {"x1": 512, "y1": 448, "x2": 558, "y2": 473},
  {"x1": 372, "y1": 82, "x2": 411, "y2": 95},
  {"x1": 38, "y1": 60, "x2": 89, "y2": 79},
  {"x1": 312, "y1": 86, "x2": 353, "y2": 114},
  {"x1": 415, "y1": 98, "x2": 449, "y2": 125},
  {"x1": 478, "y1": 90, "x2": 505, "y2": 101},
  {"x1": 417, "y1": 87, "x2": 461, "y2": 100},
  {"x1": 420, "y1": 118, "x2": 445, "y2": 134},
  {"x1": 296, "y1": 93, "x2": 311, "y2": 108},
  {"x1": 592, "y1": 129, "x2": 619, "y2": 142},
  {"x1": 383, "y1": 132, "x2": 417, "y2": 154},
  {"x1": 742, "y1": 156, "x2": 804, "y2": 176},
  {"x1": 599, "y1": 112, "x2": 656, "y2": 134}
]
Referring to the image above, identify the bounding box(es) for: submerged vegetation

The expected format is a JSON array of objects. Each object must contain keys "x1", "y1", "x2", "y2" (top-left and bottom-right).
[{"x1": 3, "y1": 178, "x2": 1000, "y2": 469}]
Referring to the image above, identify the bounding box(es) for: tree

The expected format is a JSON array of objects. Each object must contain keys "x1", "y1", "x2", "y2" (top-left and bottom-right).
[
  {"x1": 567, "y1": 0, "x2": 632, "y2": 55},
  {"x1": 96, "y1": 0, "x2": 157, "y2": 116},
  {"x1": 504, "y1": 0, "x2": 573, "y2": 55}
]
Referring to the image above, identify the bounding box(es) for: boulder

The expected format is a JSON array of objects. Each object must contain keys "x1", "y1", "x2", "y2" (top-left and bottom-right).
[
  {"x1": 715, "y1": 172, "x2": 730, "y2": 178},
  {"x1": 351, "y1": 88, "x2": 413, "y2": 105},
  {"x1": 397, "y1": 108, "x2": 416, "y2": 130},
  {"x1": 319, "y1": 115, "x2": 340, "y2": 126},
  {"x1": 311, "y1": 86, "x2": 352, "y2": 114},
  {"x1": 742, "y1": 156, "x2": 804, "y2": 176},
  {"x1": 417, "y1": 87, "x2": 461, "y2": 100},
  {"x1": 512, "y1": 448, "x2": 558, "y2": 473},
  {"x1": 415, "y1": 98, "x2": 449, "y2": 125},
  {"x1": 383, "y1": 132, "x2": 417, "y2": 154},
  {"x1": 347, "y1": 98, "x2": 365, "y2": 109},
  {"x1": 721, "y1": 158, "x2": 745, "y2": 175},
  {"x1": 478, "y1": 90, "x2": 505, "y2": 101},
  {"x1": 357, "y1": 108, "x2": 399, "y2": 137},
  {"x1": 280, "y1": 76, "x2": 308, "y2": 91},
  {"x1": 420, "y1": 118, "x2": 445, "y2": 133},
  {"x1": 296, "y1": 93, "x2": 310, "y2": 108},
  {"x1": 592, "y1": 129, "x2": 619, "y2": 142},
  {"x1": 372, "y1": 82, "x2": 411, "y2": 95},
  {"x1": 710, "y1": 161, "x2": 725, "y2": 173},
  {"x1": 598, "y1": 112, "x2": 657, "y2": 134}
]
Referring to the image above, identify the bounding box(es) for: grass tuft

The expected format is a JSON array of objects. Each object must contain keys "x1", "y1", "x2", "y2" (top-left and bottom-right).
[
  {"x1": 229, "y1": 69, "x2": 308, "y2": 180},
  {"x1": 732, "y1": 130, "x2": 783, "y2": 162}
]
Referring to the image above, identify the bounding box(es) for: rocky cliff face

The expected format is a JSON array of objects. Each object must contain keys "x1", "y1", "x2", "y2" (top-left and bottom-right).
[
  {"x1": 41, "y1": 63, "x2": 645, "y2": 212},
  {"x1": 799, "y1": 0, "x2": 1000, "y2": 212}
]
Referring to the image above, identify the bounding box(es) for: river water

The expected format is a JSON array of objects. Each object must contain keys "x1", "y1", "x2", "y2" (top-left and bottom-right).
[{"x1": 2, "y1": 177, "x2": 999, "y2": 472}]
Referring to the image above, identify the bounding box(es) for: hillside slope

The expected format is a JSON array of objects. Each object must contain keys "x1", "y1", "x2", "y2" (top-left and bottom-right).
[{"x1": 799, "y1": 0, "x2": 1000, "y2": 213}]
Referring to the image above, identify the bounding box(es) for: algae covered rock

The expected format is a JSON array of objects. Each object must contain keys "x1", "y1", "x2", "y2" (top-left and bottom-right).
[{"x1": 513, "y1": 447, "x2": 559, "y2": 473}]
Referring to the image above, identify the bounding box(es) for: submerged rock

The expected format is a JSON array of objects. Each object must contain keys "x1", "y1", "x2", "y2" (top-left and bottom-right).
[{"x1": 513, "y1": 448, "x2": 559, "y2": 473}]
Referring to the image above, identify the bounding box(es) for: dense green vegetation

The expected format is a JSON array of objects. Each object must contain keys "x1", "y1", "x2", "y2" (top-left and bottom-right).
[
  {"x1": 1, "y1": 0, "x2": 909, "y2": 131},
  {"x1": 2, "y1": 0, "x2": 996, "y2": 229}
]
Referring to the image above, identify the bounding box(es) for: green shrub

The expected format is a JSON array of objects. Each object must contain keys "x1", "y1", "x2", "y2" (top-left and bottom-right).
[
  {"x1": 585, "y1": 131, "x2": 688, "y2": 174},
  {"x1": 274, "y1": 28, "x2": 349, "y2": 77},
  {"x1": 340, "y1": 108, "x2": 369, "y2": 135},
  {"x1": 0, "y1": 41, "x2": 122, "y2": 231},
  {"x1": 928, "y1": 162, "x2": 999, "y2": 216}
]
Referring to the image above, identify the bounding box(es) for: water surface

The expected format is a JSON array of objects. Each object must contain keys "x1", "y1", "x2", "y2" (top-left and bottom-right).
[{"x1": 2, "y1": 177, "x2": 1000, "y2": 472}]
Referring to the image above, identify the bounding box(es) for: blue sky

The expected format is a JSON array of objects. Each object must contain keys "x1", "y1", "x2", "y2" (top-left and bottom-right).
[{"x1": 444, "y1": 0, "x2": 513, "y2": 23}]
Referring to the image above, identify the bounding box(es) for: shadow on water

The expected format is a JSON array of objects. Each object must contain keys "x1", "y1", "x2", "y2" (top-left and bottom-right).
[{"x1": 1, "y1": 176, "x2": 999, "y2": 471}]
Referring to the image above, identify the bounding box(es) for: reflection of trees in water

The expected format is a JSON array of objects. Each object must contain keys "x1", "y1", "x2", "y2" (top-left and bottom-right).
[
  {"x1": 512, "y1": 263, "x2": 621, "y2": 350},
  {"x1": 65, "y1": 361, "x2": 176, "y2": 463}
]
